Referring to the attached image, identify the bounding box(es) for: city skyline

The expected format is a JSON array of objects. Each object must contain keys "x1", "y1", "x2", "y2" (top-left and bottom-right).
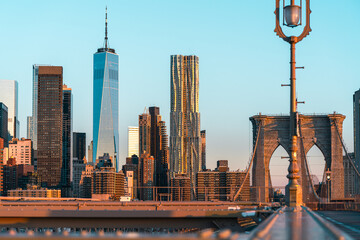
[{"x1": 0, "y1": 1, "x2": 358, "y2": 175}]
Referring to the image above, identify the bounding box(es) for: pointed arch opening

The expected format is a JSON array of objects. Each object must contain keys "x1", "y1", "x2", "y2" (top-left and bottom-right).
[
  {"x1": 268, "y1": 144, "x2": 289, "y2": 201},
  {"x1": 305, "y1": 144, "x2": 326, "y2": 197}
]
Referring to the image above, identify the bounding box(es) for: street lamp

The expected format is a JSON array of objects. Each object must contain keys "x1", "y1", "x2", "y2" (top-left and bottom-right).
[
  {"x1": 325, "y1": 169, "x2": 331, "y2": 203},
  {"x1": 274, "y1": 0, "x2": 312, "y2": 207}
]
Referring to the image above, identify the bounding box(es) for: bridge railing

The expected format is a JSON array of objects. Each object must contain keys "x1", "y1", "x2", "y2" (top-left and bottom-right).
[
  {"x1": 94, "y1": 185, "x2": 287, "y2": 203},
  {"x1": 306, "y1": 202, "x2": 360, "y2": 211}
]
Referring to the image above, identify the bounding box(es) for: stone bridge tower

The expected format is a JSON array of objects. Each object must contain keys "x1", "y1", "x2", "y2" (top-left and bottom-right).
[{"x1": 250, "y1": 113, "x2": 345, "y2": 203}]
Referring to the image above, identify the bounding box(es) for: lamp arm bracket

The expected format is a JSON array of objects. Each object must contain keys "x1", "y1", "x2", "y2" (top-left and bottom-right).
[
  {"x1": 297, "y1": 0, "x2": 312, "y2": 43},
  {"x1": 274, "y1": 0, "x2": 290, "y2": 42}
]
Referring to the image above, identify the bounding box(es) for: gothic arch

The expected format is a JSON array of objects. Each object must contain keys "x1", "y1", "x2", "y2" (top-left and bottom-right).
[{"x1": 250, "y1": 114, "x2": 345, "y2": 203}]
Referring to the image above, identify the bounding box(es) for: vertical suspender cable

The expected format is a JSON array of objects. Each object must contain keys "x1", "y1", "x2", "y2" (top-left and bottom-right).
[{"x1": 233, "y1": 121, "x2": 262, "y2": 201}]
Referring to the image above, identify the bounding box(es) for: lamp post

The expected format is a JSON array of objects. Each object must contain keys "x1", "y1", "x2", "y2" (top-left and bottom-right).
[{"x1": 274, "y1": 0, "x2": 312, "y2": 207}]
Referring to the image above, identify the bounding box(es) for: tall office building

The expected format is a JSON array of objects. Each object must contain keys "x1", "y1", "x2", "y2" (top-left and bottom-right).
[
  {"x1": 201, "y1": 130, "x2": 206, "y2": 170},
  {"x1": 158, "y1": 120, "x2": 169, "y2": 188},
  {"x1": 37, "y1": 66, "x2": 63, "y2": 188},
  {"x1": 353, "y1": 89, "x2": 360, "y2": 194},
  {"x1": 149, "y1": 107, "x2": 169, "y2": 187},
  {"x1": 139, "y1": 111, "x2": 151, "y2": 156},
  {"x1": 88, "y1": 141, "x2": 93, "y2": 164},
  {"x1": 93, "y1": 9, "x2": 119, "y2": 170},
  {"x1": 73, "y1": 132, "x2": 86, "y2": 161},
  {"x1": 0, "y1": 80, "x2": 19, "y2": 140},
  {"x1": 61, "y1": 84, "x2": 72, "y2": 196},
  {"x1": 139, "y1": 152, "x2": 155, "y2": 200},
  {"x1": 0, "y1": 103, "x2": 8, "y2": 146},
  {"x1": 0, "y1": 138, "x2": 4, "y2": 195},
  {"x1": 72, "y1": 158, "x2": 86, "y2": 198},
  {"x1": 127, "y1": 126, "x2": 139, "y2": 157},
  {"x1": 170, "y1": 55, "x2": 201, "y2": 191},
  {"x1": 149, "y1": 107, "x2": 161, "y2": 158},
  {"x1": 31, "y1": 65, "x2": 51, "y2": 150},
  {"x1": 27, "y1": 116, "x2": 33, "y2": 140}
]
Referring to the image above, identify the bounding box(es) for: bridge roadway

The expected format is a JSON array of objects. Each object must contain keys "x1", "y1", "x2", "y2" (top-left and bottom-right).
[{"x1": 0, "y1": 200, "x2": 272, "y2": 232}]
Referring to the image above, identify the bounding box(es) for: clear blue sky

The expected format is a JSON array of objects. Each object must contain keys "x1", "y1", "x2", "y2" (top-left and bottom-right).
[{"x1": 0, "y1": 1, "x2": 358, "y2": 183}]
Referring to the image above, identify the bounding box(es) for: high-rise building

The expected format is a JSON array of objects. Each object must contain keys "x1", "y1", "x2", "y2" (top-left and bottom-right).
[
  {"x1": 73, "y1": 132, "x2": 86, "y2": 161},
  {"x1": 127, "y1": 126, "x2": 139, "y2": 157},
  {"x1": 170, "y1": 55, "x2": 201, "y2": 192},
  {"x1": 79, "y1": 164, "x2": 94, "y2": 198},
  {"x1": 139, "y1": 152, "x2": 155, "y2": 200},
  {"x1": 0, "y1": 80, "x2": 19, "y2": 139},
  {"x1": 0, "y1": 138, "x2": 4, "y2": 195},
  {"x1": 27, "y1": 116, "x2": 33, "y2": 140},
  {"x1": 37, "y1": 66, "x2": 63, "y2": 188},
  {"x1": 122, "y1": 154, "x2": 139, "y2": 199},
  {"x1": 344, "y1": 153, "x2": 356, "y2": 197},
  {"x1": 149, "y1": 107, "x2": 160, "y2": 158},
  {"x1": 8, "y1": 138, "x2": 32, "y2": 165},
  {"x1": 88, "y1": 141, "x2": 93, "y2": 164},
  {"x1": 0, "y1": 103, "x2": 8, "y2": 146},
  {"x1": 72, "y1": 158, "x2": 86, "y2": 198},
  {"x1": 353, "y1": 89, "x2": 360, "y2": 195},
  {"x1": 201, "y1": 130, "x2": 206, "y2": 170},
  {"x1": 32, "y1": 65, "x2": 52, "y2": 150},
  {"x1": 158, "y1": 120, "x2": 169, "y2": 189},
  {"x1": 139, "y1": 112, "x2": 151, "y2": 156},
  {"x1": 92, "y1": 167, "x2": 124, "y2": 200},
  {"x1": 93, "y1": 9, "x2": 119, "y2": 170},
  {"x1": 61, "y1": 84, "x2": 72, "y2": 196}
]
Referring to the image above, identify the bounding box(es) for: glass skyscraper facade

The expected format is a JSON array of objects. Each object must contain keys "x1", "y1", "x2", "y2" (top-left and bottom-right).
[
  {"x1": 0, "y1": 79, "x2": 19, "y2": 140},
  {"x1": 93, "y1": 12, "x2": 119, "y2": 170}
]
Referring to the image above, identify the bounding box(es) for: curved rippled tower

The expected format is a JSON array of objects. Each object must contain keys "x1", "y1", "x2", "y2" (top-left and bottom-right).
[{"x1": 93, "y1": 9, "x2": 119, "y2": 170}]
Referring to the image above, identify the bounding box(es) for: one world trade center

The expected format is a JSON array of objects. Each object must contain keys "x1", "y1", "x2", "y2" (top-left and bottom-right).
[{"x1": 93, "y1": 8, "x2": 119, "y2": 170}]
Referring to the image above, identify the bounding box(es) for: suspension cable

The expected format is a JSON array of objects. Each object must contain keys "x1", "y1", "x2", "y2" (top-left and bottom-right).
[
  {"x1": 333, "y1": 120, "x2": 360, "y2": 177},
  {"x1": 298, "y1": 119, "x2": 321, "y2": 201},
  {"x1": 233, "y1": 121, "x2": 262, "y2": 201}
]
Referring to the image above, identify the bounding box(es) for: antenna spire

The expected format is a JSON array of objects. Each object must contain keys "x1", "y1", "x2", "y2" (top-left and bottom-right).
[{"x1": 105, "y1": 6, "x2": 108, "y2": 49}]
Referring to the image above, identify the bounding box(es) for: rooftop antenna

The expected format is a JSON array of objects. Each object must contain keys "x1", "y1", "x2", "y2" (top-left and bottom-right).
[{"x1": 105, "y1": 6, "x2": 108, "y2": 49}]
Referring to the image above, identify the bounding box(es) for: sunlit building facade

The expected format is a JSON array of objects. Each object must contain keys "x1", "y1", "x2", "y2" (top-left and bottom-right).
[
  {"x1": 93, "y1": 12, "x2": 119, "y2": 170},
  {"x1": 8, "y1": 138, "x2": 32, "y2": 165},
  {"x1": 127, "y1": 126, "x2": 139, "y2": 157},
  {"x1": 170, "y1": 55, "x2": 201, "y2": 191}
]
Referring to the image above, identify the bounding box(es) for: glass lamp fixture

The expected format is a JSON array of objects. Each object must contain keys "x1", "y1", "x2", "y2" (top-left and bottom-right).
[
  {"x1": 283, "y1": 0, "x2": 302, "y2": 27},
  {"x1": 325, "y1": 169, "x2": 331, "y2": 181}
]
